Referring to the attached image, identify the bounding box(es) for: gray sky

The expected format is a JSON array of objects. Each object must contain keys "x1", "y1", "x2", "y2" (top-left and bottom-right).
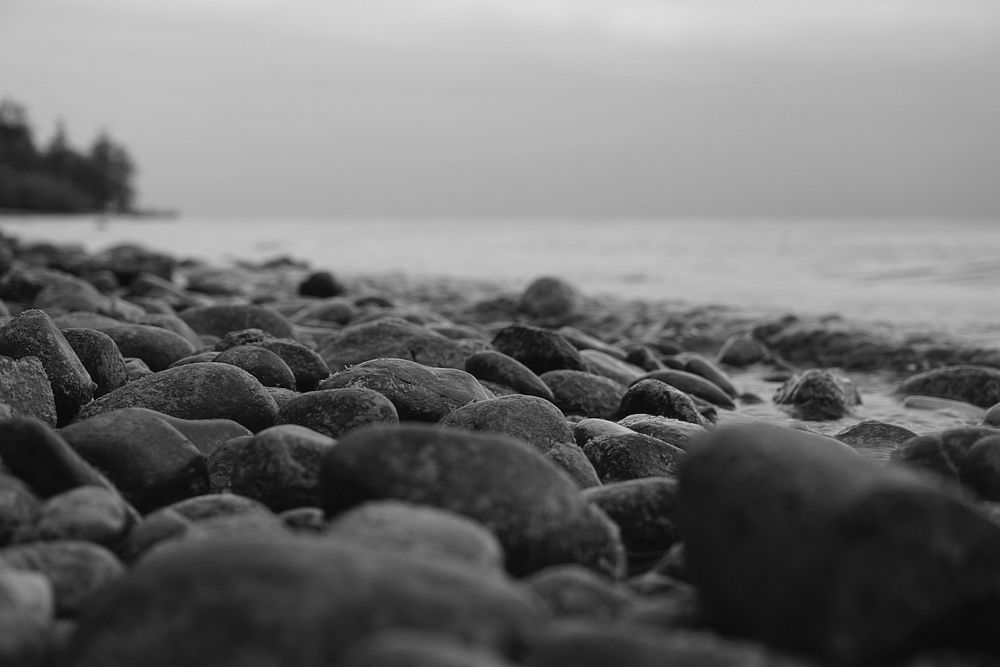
[{"x1": 2, "y1": 0, "x2": 999, "y2": 218}]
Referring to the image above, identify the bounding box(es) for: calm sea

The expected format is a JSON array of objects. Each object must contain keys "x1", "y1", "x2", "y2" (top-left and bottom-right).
[{"x1": 2, "y1": 216, "x2": 999, "y2": 340}]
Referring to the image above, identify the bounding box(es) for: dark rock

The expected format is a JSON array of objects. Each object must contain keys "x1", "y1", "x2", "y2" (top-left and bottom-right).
[
  {"x1": 336, "y1": 631, "x2": 516, "y2": 667},
  {"x1": 0, "y1": 568, "x2": 53, "y2": 666},
  {"x1": 276, "y1": 388, "x2": 398, "y2": 439},
  {"x1": 291, "y1": 297, "x2": 355, "y2": 325},
  {"x1": 179, "y1": 304, "x2": 293, "y2": 339},
  {"x1": 61, "y1": 328, "x2": 128, "y2": 398},
  {"x1": 15, "y1": 486, "x2": 130, "y2": 547},
  {"x1": 0, "y1": 540, "x2": 123, "y2": 616},
  {"x1": 0, "y1": 354, "x2": 57, "y2": 425},
  {"x1": 213, "y1": 328, "x2": 273, "y2": 351},
  {"x1": 142, "y1": 410, "x2": 252, "y2": 456},
  {"x1": 97, "y1": 323, "x2": 196, "y2": 372},
  {"x1": 984, "y1": 402, "x2": 1000, "y2": 428},
  {"x1": 582, "y1": 433, "x2": 685, "y2": 483},
  {"x1": 680, "y1": 353, "x2": 737, "y2": 397},
  {"x1": 88, "y1": 244, "x2": 175, "y2": 282},
  {"x1": 635, "y1": 369, "x2": 735, "y2": 409},
  {"x1": 76, "y1": 362, "x2": 278, "y2": 432},
  {"x1": 65, "y1": 537, "x2": 543, "y2": 665},
  {"x1": 206, "y1": 436, "x2": 252, "y2": 493},
  {"x1": 572, "y1": 418, "x2": 633, "y2": 447},
  {"x1": 137, "y1": 313, "x2": 203, "y2": 348},
  {"x1": 319, "y1": 358, "x2": 489, "y2": 422},
  {"x1": 557, "y1": 326, "x2": 626, "y2": 359},
  {"x1": 623, "y1": 345, "x2": 664, "y2": 372},
  {"x1": 0, "y1": 418, "x2": 119, "y2": 499},
  {"x1": 266, "y1": 386, "x2": 298, "y2": 411},
  {"x1": 440, "y1": 394, "x2": 574, "y2": 453},
  {"x1": 0, "y1": 309, "x2": 95, "y2": 424},
  {"x1": 50, "y1": 311, "x2": 121, "y2": 330},
  {"x1": 583, "y1": 478, "x2": 679, "y2": 573},
  {"x1": 33, "y1": 279, "x2": 109, "y2": 315},
  {"x1": 60, "y1": 408, "x2": 209, "y2": 513},
  {"x1": 168, "y1": 351, "x2": 216, "y2": 368},
  {"x1": 321, "y1": 424, "x2": 625, "y2": 577},
  {"x1": 677, "y1": 422, "x2": 1000, "y2": 665},
  {"x1": 774, "y1": 368, "x2": 862, "y2": 421},
  {"x1": 898, "y1": 365, "x2": 1000, "y2": 409},
  {"x1": 752, "y1": 314, "x2": 913, "y2": 371},
  {"x1": 716, "y1": 333, "x2": 771, "y2": 367},
  {"x1": 890, "y1": 427, "x2": 1000, "y2": 500},
  {"x1": 541, "y1": 370, "x2": 626, "y2": 420},
  {"x1": 525, "y1": 565, "x2": 634, "y2": 620},
  {"x1": 581, "y1": 349, "x2": 644, "y2": 385},
  {"x1": 0, "y1": 265, "x2": 86, "y2": 303},
  {"x1": 230, "y1": 424, "x2": 336, "y2": 512},
  {"x1": 492, "y1": 325, "x2": 585, "y2": 374},
  {"x1": 517, "y1": 276, "x2": 581, "y2": 325},
  {"x1": 256, "y1": 338, "x2": 331, "y2": 392},
  {"x1": 325, "y1": 500, "x2": 504, "y2": 572},
  {"x1": 903, "y1": 395, "x2": 985, "y2": 421},
  {"x1": 0, "y1": 473, "x2": 41, "y2": 546},
  {"x1": 213, "y1": 344, "x2": 297, "y2": 389},
  {"x1": 299, "y1": 270, "x2": 346, "y2": 298},
  {"x1": 280, "y1": 506, "x2": 326, "y2": 533},
  {"x1": 616, "y1": 379, "x2": 708, "y2": 426},
  {"x1": 465, "y1": 350, "x2": 555, "y2": 401},
  {"x1": 318, "y1": 318, "x2": 475, "y2": 371},
  {"x1": 122, "y1": 357, "x2": 153, "y2": 381},
  {"x1": 616, "y1": 414, "x2": 707, "y2": 451},
  {"x1": 544, "y1": 442, "x2": 602, "y2": 489},
  {"x1": 526, "y1": 624, "x2": 804, "y2": 667}
]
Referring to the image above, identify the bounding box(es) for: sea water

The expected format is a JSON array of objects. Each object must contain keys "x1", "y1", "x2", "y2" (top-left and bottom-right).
[{"x1": 2, "y1": 216, "x2": 997, "y2": 337}]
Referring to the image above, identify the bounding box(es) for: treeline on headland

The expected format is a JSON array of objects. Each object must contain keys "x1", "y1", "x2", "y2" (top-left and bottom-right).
[{"x1": 0, "y1": 98, "x2": 137, "y2": 214}]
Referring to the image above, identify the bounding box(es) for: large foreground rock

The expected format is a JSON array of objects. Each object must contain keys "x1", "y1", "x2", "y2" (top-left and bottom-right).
[
  {"x1": 63, "y1": 536, "x2": 543, "y2": 666},
  {"x1": 76, "y1": 363, "x2": 278, "y2": 432},
  {"x1": 677, "y1": 423, "x2": 1000, "y2": 665},
  {"x1": 321, "y1": 424, "x2": 625, "y2": 577}
]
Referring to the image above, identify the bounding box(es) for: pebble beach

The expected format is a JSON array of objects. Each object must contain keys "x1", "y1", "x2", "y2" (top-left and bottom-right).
[{"x1": 3, "y1": 231, "x2": 1000, "y2": 666}]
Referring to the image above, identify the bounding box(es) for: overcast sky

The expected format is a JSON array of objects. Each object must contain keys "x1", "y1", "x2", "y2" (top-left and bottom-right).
[{"x1": 2, "y1": 0, "x2": 999, "y2": 218}]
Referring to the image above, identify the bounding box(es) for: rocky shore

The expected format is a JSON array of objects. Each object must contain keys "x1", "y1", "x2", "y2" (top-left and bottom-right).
[{"x1": 2, "y1": 232, "x2": 1000, "y2": 666}]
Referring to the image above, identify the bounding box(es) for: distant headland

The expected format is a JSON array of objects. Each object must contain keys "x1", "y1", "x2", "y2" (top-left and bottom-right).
[{"x1": 0, "y1": 97, "x2": 165, "y2": 216}]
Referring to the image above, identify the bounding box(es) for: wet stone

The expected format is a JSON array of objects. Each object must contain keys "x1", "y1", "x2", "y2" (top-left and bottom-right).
[
  {"x1": 213, "y1": 344, "x2": 297, "y2": 389},
  {"x1": 716, "y1": 333, "x2": 771, "y2": 367},
  {"x1": 517, "y1": 276, "x2": 581, "y2": 325},
  {"x1": 541, "y1": 370, "x2": 626, "y2": 420},
  {"x1": 97, "y1": 323, "x2": 196, "y2": 372},
  {"x1": 492, "y1": 324, "x2": 585, "y2": 375},
  {"x1": 299, "y1": 270, "x2": 346, "y2": 298},
  {"x1": 835, "y1": 420, "x2": 918, "y2": 451},
  {"x1": 581, "y1": 349, "x2": 644, "y2": 386},
  {"x1": 617, "y1": 379, "x2": 708, "y2": 426},
  {"x1": 318, "y1": 317, "x2": 474, "y2": 371},
  {"x1": 276, "y1": 388, "x2": 399, "y2": 439},
  {"x1": 583, "y1": 433, "x2": 686, "y2": 483},
  {"x1": 179, "y1": 303, "x2": 293, "y2": 339},
  {"x1": 635, "y1": 369, "x2": 735, "y2": 409},
  {"x1": 773, "y1": 368, "x2": 862, "y2": 421},
  {"x1": 255, "y1": 338, "x2": 331, "y2": 392},
  {"x1": 544, "y1": 442, "x2": 602, "y2": 489},
  {"x1": 465, "y1": 350, "x2": 555, "y2": 401},
  {"x1": 898, "y1": 365, "x2": 1000, "y2": 409},
  {"x1": 616, "y1": 414, "x2": 707, "y2": 451},
  {"x1": 439, "y1": 394, "x2": 574, "y2": 454},
  {"x1": 890, "y1": 427, "x2": 1000, "y2": 500}
]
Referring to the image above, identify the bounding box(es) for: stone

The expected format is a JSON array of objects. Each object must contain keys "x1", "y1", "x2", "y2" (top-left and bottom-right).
[
  {"x1": 0, "y1": 354, "x2": 57, "y2": 425},
  {"x1": 582, "y1": 433, "x2": 685, "y2": 483},
  {"x1": 623, "y1": 345, "x2": 664, "y2": 372},
  {"x1": 76, "y1": 362, "x2": 278, "y2": 432},
  {"x1": 65, "y1": 537, "x2": 543, "y2": 665},
  {"x1": 33, "y1": 279, "x2": 109, "y2": 315},
  {"x1": 616, "y1": 414, "x2": 707, "y2": 451},
  {"x1": 526, "y1": 624, "x2": 804, "y2": 667},
  {"x1": 336, "y1": 631, "x2": 516, "y2": 667},
  {"x1": 60, "y1": 328, "x2": 128, "y2": 398},
  {"x1": 682, "y1": 353, "x2": 738, "y2": 397},
  {"x1": 97, "y1": 323, "x2": 196, "y2": 372},
  {"x1": 291, "y1": 297, "x2": 355, "y2": 325},
  {"x1": 123, "y1": 357, "x2": 154, "y2": 381},
  {"x1": 319, "y1": 358, "x2": 489, "y2": 422},
  {"x1": 281, "y1": 507, "x2": 326, "y2": 533},
  {"x1": 984, "y1": 402, "x2": 1000, "y2": 428},
  {"x1": 572, "y1": 418, "x2": 634, "y2": 447},
  {"x1": 298, "y1": 270, "x2": 346, "y2": 298},
  {"x1": 465, "y1": 350, "x2": 555, "y2": 401},
  {"x1": 0, "y1": 418, "x2": 120, "y2": 499},
  {"x1": 0, "y1": 265, "x2": 82, "y2": 303},
  {"x1": 581, "y1": 349, "x2": 644, "y2": 385},
  {"x1": 635, "y1": 369, "x2": 735, "y2": 408},
  {"x1": 557, "y1": 326, "x2": 627, "y2": 359},
  {"x1": 541, "y1": 370, "x2": 626, "y2": 420},
  {"x1": 0, "y1": 309, "x2": 95, "y2": 424},
  {"x1": 276, "y1": 388, "x2": 398, "y2": 439},
  {"x1": 616, "y1": 379, "x2": 708, "y2": 426},
  {"x1": 677, "y1": 422, "x2": 1000, "y2": 665},
  {"x1": 325, "y1": 500, "x2": 504, "y2": 572},
  {"x1": 890, "y1": 427, "x2": 1000, "y2": 500},
  {"x1": 525, "y1": 565, "x2": 634, "y2": 620},
  {"x1": 206, "y1": 436, "x2": 252, "y2": 494},
  {"x1": 903, "y1": 395, "x2": 986, "y2": 421},
  {"x1": 544, "y1": 442, "x2": 602, "y2": 489},
  {"x1": 0, "y1": 569, "x2": 54, "y2": 665},
  {"x1": 583, "y1": 478, "x2": 679, "y2": 573},
  {"x1": 230, "y1": 425, "x2": 337, "y2": 512},
  {"x1": 318, "y1": 318, "x2": 475, "y2": 372},
  {"x1": 835, "y1": 419, "x2": 917, "y2": 455},
  {"x1": 492, "y1": 325, "x2": 585, "y2": 374},
  {"x1": 88, "y1": 244, "x2": 175, "y2": 282},
  {"x1": 439, "y1": 394, "x2": 574, "y2": 453},
  {"x1": 179, "y1": 304, "x2": 293, "y2": 339},
  {"x1": 213, "y1": 344, "x2": 297, "y2": 389},
  {"x1": 256, "y1": 338, "x2": 331, "y2": 392},
  {"x1": 142, "y1": 410, "x2": 252, "y2": 456},
  {"x1": 60, "y1": 408, "x2": 209, "y2": 513},
  {"x1": 15, "y1": 486, "x2": 130, "y2": 547},
  {"x1": 517, "y1": 276, "x2": 581, "y2": 325},
  {"x1": 138, "y1": 313, "x2": 203, "y2": 348},
  {"x1": 773, "y1": 368, "x2": 862, "y2": 421},
  {"x1": 213, "y1": 328, "x2": 273, "y2": 351},
  {"x1": 321, "y1": 424, "x2": 625, "y2": 577},
  {"x1": 0, "y1": 473, "x2": 41, "y2": 546},
  {"x1": 715, "y1": 333, "x2": 771, "y2": 367},
  {"x1": 0, "y1": 540, "x2": 123, "y2": 616}
]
